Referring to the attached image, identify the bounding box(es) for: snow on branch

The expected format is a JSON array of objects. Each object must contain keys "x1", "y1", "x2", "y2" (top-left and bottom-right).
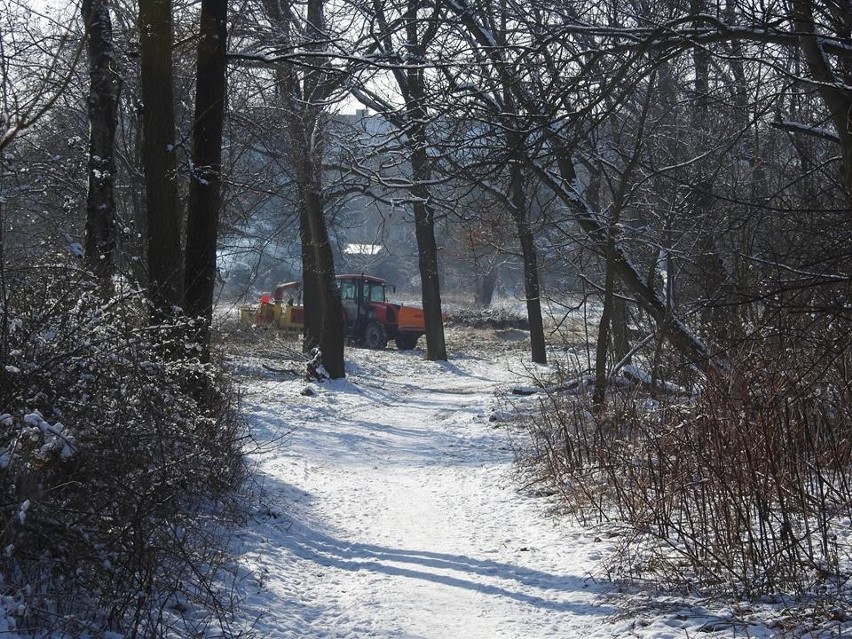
[{"x1": 771, "y1": 117, "x2": 840, "y2": 143}]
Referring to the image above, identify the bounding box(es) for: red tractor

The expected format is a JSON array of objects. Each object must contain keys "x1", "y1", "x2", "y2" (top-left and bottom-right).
[
  {"x1": 336, "y1": 274, "x2": 426, "y2": 350},
  {"x1": 243, "y1": 274, "x2": 429, "y2": 350}
]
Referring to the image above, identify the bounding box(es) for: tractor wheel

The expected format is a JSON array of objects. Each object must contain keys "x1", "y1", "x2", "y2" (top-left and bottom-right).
[
  {"x1": 395, "y1": 333, "x2": 418, "y2": 350},
  {"x1": 363, "y1": 321, "x2": 387, "y2": 350}
]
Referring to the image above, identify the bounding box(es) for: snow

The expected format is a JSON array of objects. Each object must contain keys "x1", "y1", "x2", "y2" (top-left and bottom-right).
[
  {"x1": 226, "y1": 333, "x2": 787, "y2": 638},
  {"x1": 233, "y1": 345, "x2": 607, "y2": 638},
  {"x1": 345, "y1": 243, "x2": 383, "y2": 255},
  {"x1": 1, "y1": 328, "x2": 840, "y2": 636}
]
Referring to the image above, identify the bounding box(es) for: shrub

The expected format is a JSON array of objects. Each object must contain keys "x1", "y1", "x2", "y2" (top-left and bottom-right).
[
  {"x1": 520, "y1": 345, "x2": 852, "y2": 601},
  {"x1": 0, "y1": 261, "x2": 246, "y2": 637}
]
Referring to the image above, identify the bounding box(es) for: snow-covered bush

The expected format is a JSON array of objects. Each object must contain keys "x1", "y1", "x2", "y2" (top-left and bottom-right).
[
  {"x1": 520, "y1": 346, "x2": 852, "y2": 603},
  {"x1": 0, "y1": 261, "x2": 246, "y2": 637}
]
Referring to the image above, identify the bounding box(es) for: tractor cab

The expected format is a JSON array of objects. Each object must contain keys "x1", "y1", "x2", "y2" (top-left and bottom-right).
[
  {"x1": 338, "y1": 274, "x2": 387, "y2": 308},
  {"x1": 336, "y1": 274, "x2": 391, "y2": 347}
]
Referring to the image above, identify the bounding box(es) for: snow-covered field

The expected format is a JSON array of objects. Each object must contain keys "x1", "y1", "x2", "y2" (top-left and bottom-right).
[{"x1": 227, "y1": 328, "x2": 797, "y2": 638}]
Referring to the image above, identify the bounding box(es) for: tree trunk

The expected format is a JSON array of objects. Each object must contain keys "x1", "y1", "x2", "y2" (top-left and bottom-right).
[
  {"x1": 411, "y1": 147, "x2": 448, "y2": 361},
  {"x1": 297, "y1": 157, "x2": 346, "y2": 379},
  {"x1": 509, "y1": 162, "x2": 547, "y2": 364},
  {"x1": 405, "y1": 5, "x2": 447, "y2": 361},
  {"x1": 354, "y1": 0, "x2": 446, "y2": 360},
  {"x1": 138, "y1": 0, "x2": 182, "y2": 315},
  {"x1": 304, "y1": 0, "x2": 345, "y2": 378},
  {"x1": 82, "y1": 0, "x2": 119, "y2": 284},
  {"x1": 183, "y1": 0, "x2": 228, "y2": 361},
  {"x1": 475, "y1": 265, "x2": 498, "y2": 307},
  {"x1": 593, "y1": 234, "x2": 616, "y2": 405},
  {"x1": 261, "y1": 0, "x2": 345, "y2": 378},
  {"x1": 278, "y1": 0, "x2": 346, "y2": 379},
  {"x1": 791, "y1": 0, "x2": 852, "y2": 200},
  {"x1": 611, "y1": 296, "x2": 630, "y2": 364}
]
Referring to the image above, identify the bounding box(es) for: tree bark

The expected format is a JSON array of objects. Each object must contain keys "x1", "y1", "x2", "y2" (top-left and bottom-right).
[
  {"x1": 474, "y1": 265, "x2": 498, "y2": 307},
  {"x1": 790, "y1": 0, "x2": 852, "y2": 200},
  {"x1": 411, "y1": 148, "x2": 448, "y2": 361},
  {"x1": 509, "y1": 162, "x2": 547, "y2": 364},
  {"x1": 296, "y1": 152, "x2": 346, "y2": 379},
  {"x1": 405, "y1": 1, "x2": 447, "y2": 362},
  {"x1": 82, "y1": 0, "x2": 119, "y2": 284},
  {"x1": 184, "y1": 0, "x2": 228, "y2": 361},
  {"x1": 138, "y1": 0, "x2": 183, "y2": 315},
  {"x1": 271, "y1": 0, "x2": 346, "y2": 378}
]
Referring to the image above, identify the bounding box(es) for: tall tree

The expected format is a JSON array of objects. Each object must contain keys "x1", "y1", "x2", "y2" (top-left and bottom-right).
[
  {"x1": 503, "y1": 119, "x2": 547, "y2": 365},
  {"x1": 183, "y1": 0, "x2": 228, "y2": 360},
  {"x1": 138, "y1": 0, "x2": 183, "y2": 315},
  {"x1": 428, "y1": 82, "x2": 550, "y2": 364},
  {"x1": 82, "y1": 0, "x2": 120, "y2": 283},
  {"x1": 261, "y1": 0, "x2": 347, "y2": 378},
  {"x1": 492, "y1": 0, "x2": 548, "y2": 364},
  {"x1": 444, "y1": 0, "x2": 725, "y2": 372},
  {"x1": 355, "y1": 0, "x2": 448, "y2": 360}
]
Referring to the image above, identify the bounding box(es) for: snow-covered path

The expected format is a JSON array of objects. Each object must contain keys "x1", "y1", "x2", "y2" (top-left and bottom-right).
[
  {"x1": 232, "y1": 347, "x2": 620, "y2": 638},
  {"x1": 230, "y1": 341, "x2": 775, "y2": 639}
]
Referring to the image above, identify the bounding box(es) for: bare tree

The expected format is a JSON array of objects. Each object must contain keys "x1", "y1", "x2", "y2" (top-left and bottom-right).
[
  {"x1": 788, "y1": 0, "x2": 852, "y2": 198},
  {"x1": 256, "y1": 0, "x2": 348, "y2": 377},
  {"x1": 0, "y1": 3, "x2": 82, "y2": 154},
  {"x1": 184, "y1": 0, "x2": 228, "y2": 360},
  {"x1": 350, "y1": 0, "x2": 449, "y2": 361},
  {"x1": 82, "y1": 0, "x2": 120, "y2": 283},
  {"x1": 1, "y1": 2, "x2": 84, "y2": 389},
  {"x1": 440, "y1": 0, "x2": 724, "y2": 372},
  {"x1": 138, "y1": 0, "x2": 183, "y2": 315}
]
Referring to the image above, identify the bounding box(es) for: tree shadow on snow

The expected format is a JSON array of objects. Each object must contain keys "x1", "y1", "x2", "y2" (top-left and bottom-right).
[
  {"x1": 283, "y1": 413, "x2": 512, "y2": 468},
  {"x1": 243, "y1": 477, "x2": 616, "y2": 617},
  {"x1": 257, "y1": 501, "x2": 614, "y2": 618}
]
